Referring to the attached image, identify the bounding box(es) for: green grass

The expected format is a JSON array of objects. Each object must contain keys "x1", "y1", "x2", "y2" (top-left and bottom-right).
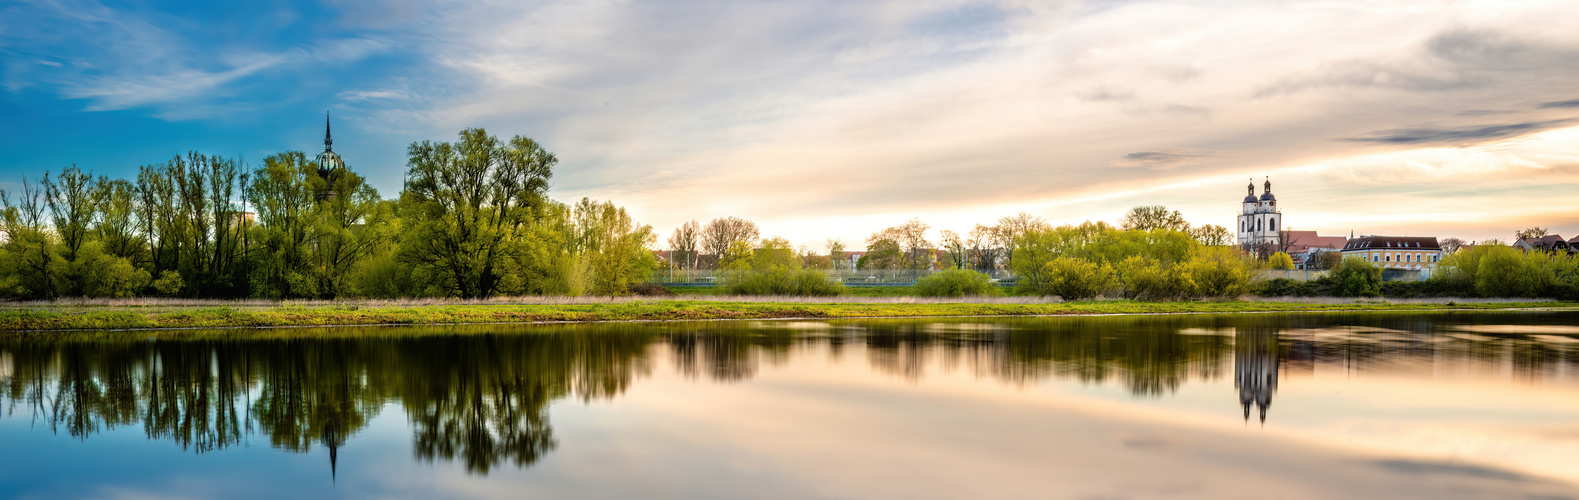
[{"x1": 0, "y1": 299, "x2": 1569, "y2": 332}]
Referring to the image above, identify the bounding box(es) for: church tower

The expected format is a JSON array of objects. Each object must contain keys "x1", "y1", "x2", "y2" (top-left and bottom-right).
[
  {"x1": 315, "y1": 112, "x2": 346, "y2": 201},
  {"x1": 1236, "y1": 177, "x2": 1281, "y2": 254}
]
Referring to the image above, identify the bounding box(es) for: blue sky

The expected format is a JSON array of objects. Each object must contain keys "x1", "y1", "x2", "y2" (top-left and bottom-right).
[{"x1": 4, "y1": 0, "x2": 1579, "y2": 248}]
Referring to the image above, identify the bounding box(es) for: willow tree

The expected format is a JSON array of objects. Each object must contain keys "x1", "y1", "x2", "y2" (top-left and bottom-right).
[{"x1": 401, "y1": 128, "x2": 555, "y2": 298}]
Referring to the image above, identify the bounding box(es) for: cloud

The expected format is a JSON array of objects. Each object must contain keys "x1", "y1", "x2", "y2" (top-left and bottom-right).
[
  {"x1": 1343, "y1": 120, "x2": 1575, "y2": 145},
  {"x1": 1113, "y1": 150, "x2": 1212, "y2": 169},
  {"x1": 1540, "y1": 99, "x2": 1579, "y2": 109},
  {"x1": 0, "y1": 0, "x2": 391, "y2": 116}
]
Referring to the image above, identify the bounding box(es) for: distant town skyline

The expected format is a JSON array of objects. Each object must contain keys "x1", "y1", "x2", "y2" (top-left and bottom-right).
[{"x1": 4, "y1": 0, "x2": 1577, "y2": 248}]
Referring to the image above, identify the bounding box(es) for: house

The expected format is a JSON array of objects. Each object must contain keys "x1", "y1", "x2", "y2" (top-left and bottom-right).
[
  {"x1": 1339, "y1": 236, "x2": 1443, "y2": 270},
  {"x1": 1514, "y1": 235, "x2": 1571, "y2": 254},
  {"x1": 1282, "y1": 231, "x2": 1346, "y2": 270}
]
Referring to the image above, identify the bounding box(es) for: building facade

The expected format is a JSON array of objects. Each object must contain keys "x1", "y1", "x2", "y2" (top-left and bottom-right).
[
  {"x1": 1339, "y1": 236, "x2": 1443, "y2": 270},
  {"x1": 1237, "y1": 178, "x2": 1281, "y2": 255}
]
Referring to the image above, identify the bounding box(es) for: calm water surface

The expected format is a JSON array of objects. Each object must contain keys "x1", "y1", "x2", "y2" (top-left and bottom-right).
[{"x1": 4, "y1": 312, "x2": 1579, "y2": 499}]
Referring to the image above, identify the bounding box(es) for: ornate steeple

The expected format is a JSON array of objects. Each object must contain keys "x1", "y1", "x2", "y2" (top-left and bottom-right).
[
  {"x1": 1263, "y1": 176, "x2": 1271, "y2": 194},
  {"x1": 1247, "y1": 179, "x2": 1254, "y2": 197},
  {"x1": 324, "y1": 112, "x2": 333, "y2": 152}
]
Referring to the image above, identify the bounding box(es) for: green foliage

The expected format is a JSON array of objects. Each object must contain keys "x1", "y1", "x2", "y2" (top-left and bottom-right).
[
  {"x1": 721, "y1": 240, "x2": 844, "y2": 296},
  {"x1": 914, "y1": 269, "x2": 998, "y2": 297},
  {"x1": 153, "y1": 270, "x2": 185, "y2": 297},
  {"x1": 1118, "y1": 256, "x2": 1194, "y2": 301},
  {"x1": 859, "y1": 238, "x2": 903, "y2": 270},
  {"x1": 401, "y1": 128, "x2": 556, "y2": 298},
  {"x1": 723, "y1": 267, "x2": 845, "y2": 296},
  {"x1": 1474, "y1": 246, "x2": 1546, "y2": 298},
  {"x1": 1185, "y1": 247, "x2": 1256, "y2": 299},
  {"x1": 1329, "y1": 257, "x2": 1382, "y2": 297},
  {"x1": 1267, "y1": 252, "x2": 1294, "y2": 270},
  {"x1": 1032, "y1": 256, "x2": 1116, "y2": 300},
  {"x1": 71, "y1": 241, "x2": 152, "y2": 298}
]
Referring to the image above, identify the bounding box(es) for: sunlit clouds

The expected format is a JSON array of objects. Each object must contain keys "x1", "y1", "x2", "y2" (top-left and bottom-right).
[{"x1": 4, "y1": 0, "x2": 1579, "y2": 247}]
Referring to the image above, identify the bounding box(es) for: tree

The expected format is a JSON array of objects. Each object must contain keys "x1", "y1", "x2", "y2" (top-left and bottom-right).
[
  {"x1": 826, "y1": 239, "x2": 845, "y2": 271},
  {"x1": 871, "y1": 218, "x2": 932, "y2": 270},
  {"x1": 1121, "y1": 205, "x2": 1189, "y2": 232},
  {"x1": 1439, "y1": 237, "x2": 1466, "y2": 254},
  {"x1": 1191, "y1": 224, "x2": 1232, "y2": 246},
  {"x1": 666, "y1": 220, "x2": 701, "y2": 270},
  {"x1": 939, "y1": 230, "x2": 968, "y2": 269},
  {"x1": 967, "y1": 224, "x2": 1001, "y2": 272},
  {"x1": 1515, "y1": 227, "x2": 1549, "y2": 241},
  {"x1": 401, "y1": 128, "x2": 556, "y2": 298},
  {"x1": 701, "y1": 217, "x2": 759, "y2": 268},
  {"x1": 0, "y1": 178, "x2": 64, "y2": 299},
  {"x1": 859, "y1": 238, "x2": 903, "y2": 270},
  {"x1": 1267, "y1": 252, "x2": 1295, "y2": 270},
  {"x1": 247, "y1": 152, "x2": 318, "y2": 298}
]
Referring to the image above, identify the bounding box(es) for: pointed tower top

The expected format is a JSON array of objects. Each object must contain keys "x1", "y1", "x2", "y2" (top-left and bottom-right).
[
  {"x1": 1247, "y1": 179, "x2": 1254, "y2": 196},
  {"x1": 1264, "y1": 176, "x2": 1271, "y2": 193},
  {"x1": 324, "y1": 112, "x2": 333, "y2": 152}
]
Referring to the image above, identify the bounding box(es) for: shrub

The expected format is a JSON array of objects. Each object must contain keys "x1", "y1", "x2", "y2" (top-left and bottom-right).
[
  {"x1": 723, "y1": 268, "x2": 844, "y2": 296},
  {"x1": 1328, "y1": 257, "x2": 1381, "y2": 297},
  {"x1": 1118, "y1": 256, "x2": 1195, "y2": 300},
  {"x1": 1036, "y1": 257, "x2": 1116, "y2": 301},
  {"x1": 152, "y1": 270, "x2": 184, "y2": 297},
  {"x1": 1186, "y1": 247, "x2": 1256, "y2": 299},
  {"x1": 915, "y1": 269, "x2": 998, "y2": 297},
  {"x1": 1474, "y1": 246, "x2": 1546, "y2": 298},
  {"x1": 1267, "y1": 252, "x2": 1295, "y2": 270}
]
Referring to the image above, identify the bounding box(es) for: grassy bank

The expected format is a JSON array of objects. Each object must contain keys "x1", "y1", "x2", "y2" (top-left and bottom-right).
[{"x1": 0, "y1": 298, "x2": 1568, "y2": 332}]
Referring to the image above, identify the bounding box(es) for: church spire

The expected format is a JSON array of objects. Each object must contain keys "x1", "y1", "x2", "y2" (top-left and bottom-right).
[{"x1": 324, "y1": 112, "x2": 333, "y2": 152}]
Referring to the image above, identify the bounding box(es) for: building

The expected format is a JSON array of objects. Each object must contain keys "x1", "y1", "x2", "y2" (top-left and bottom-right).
[
  {"x1": 1283, "y1": 230, "x2": 1346, "y2": 270},
  {"x1": 315, "y1": 113, "x2": 346, "y2": 200},
  {"x1": 1339, "y1": 236, "x2": 1443, "y2": 270},
  {"x1": 1237, "y1": 178, "x2": 1281, "y2": 256},
  {"x1": 1514, "y1": 235, "x2": 1571, "y2": 255}
]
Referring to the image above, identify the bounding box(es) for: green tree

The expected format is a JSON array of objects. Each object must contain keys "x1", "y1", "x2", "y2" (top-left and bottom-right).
[
  {"x1": 401, "y1": 129, "x2": 556, "y2": 298},
  {"x1": 859, "y1": 238, "x2": 903, "y2": 270},
  {"x1": 1474, "y1": 246, "x2": 1546, "y2": 298}
]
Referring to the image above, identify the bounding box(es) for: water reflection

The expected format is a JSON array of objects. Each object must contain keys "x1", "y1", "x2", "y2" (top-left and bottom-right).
[{"x1": 4, "y1": 312, "x2": 1579, "y2": 477}]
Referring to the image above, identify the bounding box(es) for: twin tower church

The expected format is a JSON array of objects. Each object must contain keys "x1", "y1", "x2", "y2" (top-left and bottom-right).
[{"x1": 1237, "y1": 178, "x2": 1281, "y2": 250}]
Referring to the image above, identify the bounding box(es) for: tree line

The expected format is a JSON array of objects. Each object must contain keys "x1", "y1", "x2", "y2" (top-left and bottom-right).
[{"x1": 0, "y1": 128, "x2": 656, "y2": 300}]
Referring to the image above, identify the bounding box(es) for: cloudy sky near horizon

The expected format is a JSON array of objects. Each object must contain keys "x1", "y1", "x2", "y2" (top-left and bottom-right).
[{"x1": 4, "y1": 0, "x2": 1579, "y2": 249}]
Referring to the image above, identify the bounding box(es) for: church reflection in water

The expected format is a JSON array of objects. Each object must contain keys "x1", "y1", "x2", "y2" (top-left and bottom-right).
[{"x1": 4, "y1": 312, "x2": 1579, "y2": 476}]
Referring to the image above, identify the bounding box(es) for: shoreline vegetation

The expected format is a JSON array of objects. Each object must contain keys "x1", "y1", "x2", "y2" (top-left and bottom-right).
[{"x1": 0, "y1": 297, "x2": 1567, "y2": 332}]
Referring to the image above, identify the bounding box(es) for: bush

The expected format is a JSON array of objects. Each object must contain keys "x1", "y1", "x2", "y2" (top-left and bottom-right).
[
  {"x1": 1474, "y1": 246, "x2": 1545, "y2": 298},
  {"x1": 1035, "y1": 257, "x2": 1116, "y2": 301},
  {"x1": 723, "y1": 268, "x2": 845, "y2": 296},
  {"x1": 152, "y1": 270, "x2": 184, "y2": 297},
  {"x1": 628, "y1": 282, "x2": 675, "y2": 296},
  {"x1": 1267, "y1": 252, "x2": 1295, "y2": 270},
  {"x1": 1328, "y1": 257, "x2": 1381, "y2": 297},
  {"x1": 915, "y1": 269, "x2": 998, "y2": 297},
  {"x1": 1186, "y1": 247, "x2": 1256, "y2": 299},
  {"x1": 1118, "y1": 256, "x2": 1194, "y2": 300}
]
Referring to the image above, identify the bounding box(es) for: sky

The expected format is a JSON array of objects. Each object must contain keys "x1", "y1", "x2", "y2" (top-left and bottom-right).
[{"x1": 3, "y1": 0, "x2": 1579, "y2": 250}]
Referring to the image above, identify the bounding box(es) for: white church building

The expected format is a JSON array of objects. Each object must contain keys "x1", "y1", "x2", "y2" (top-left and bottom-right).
[{"x1": 1238, "y1": 178, "x2": 1280, "y2": 253}]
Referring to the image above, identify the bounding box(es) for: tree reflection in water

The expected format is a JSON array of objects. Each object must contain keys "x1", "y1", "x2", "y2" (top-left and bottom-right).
[{"x1": 4, "y1": 312, "x2": 1579, "y2": 475}]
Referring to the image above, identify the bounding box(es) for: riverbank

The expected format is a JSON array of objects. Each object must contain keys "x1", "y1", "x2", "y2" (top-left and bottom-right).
[{"x1": 0, "y1": 298, "x2": 1568, "y2": 332}]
